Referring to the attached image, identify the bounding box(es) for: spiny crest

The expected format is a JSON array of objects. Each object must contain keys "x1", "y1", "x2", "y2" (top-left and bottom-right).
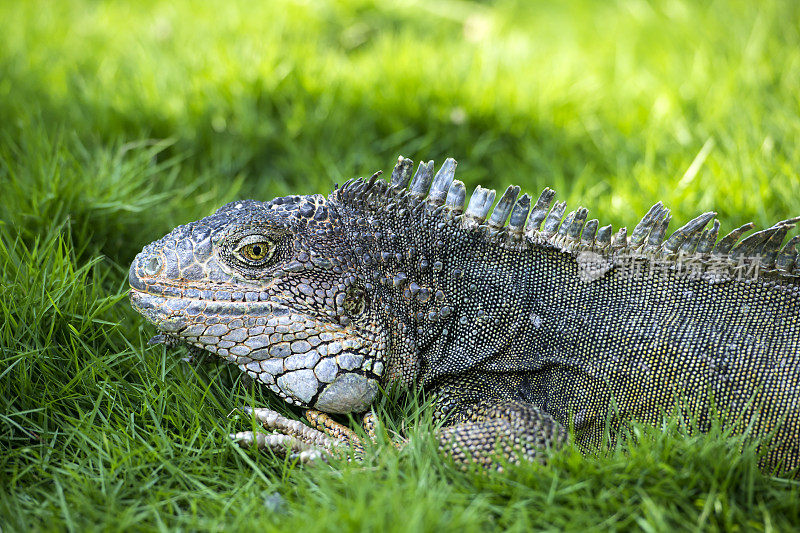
[{"x1": 336, "y1": 156, "x2": 800, "y2": 280}]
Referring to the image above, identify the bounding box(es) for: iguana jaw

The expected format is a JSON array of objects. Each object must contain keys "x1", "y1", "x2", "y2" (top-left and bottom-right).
[{"x1": 130, "y1": 284, "x2": 383, "y2": 412}]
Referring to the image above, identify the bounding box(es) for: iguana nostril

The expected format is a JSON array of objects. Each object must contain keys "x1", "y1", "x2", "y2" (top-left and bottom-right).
[{"x1": 143, "y1": 255, "x2": 163, "y2": 276}]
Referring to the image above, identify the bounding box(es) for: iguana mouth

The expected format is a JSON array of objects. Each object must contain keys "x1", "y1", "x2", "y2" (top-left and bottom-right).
[{"x1": 129, "y1": 266, "x2": 268, "y2": 303}]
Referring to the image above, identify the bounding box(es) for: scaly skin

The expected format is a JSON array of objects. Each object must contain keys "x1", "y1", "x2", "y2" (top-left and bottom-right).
[{"x1": 130, "y1": 156, "x2": 800, "y2": 473}]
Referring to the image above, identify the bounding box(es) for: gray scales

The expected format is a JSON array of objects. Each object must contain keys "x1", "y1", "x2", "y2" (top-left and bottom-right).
[{"x1": 129, "y1": 156, "x2": 800, "y2": 473}]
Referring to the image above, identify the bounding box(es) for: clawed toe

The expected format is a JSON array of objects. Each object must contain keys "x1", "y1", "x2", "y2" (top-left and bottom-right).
[
  {"x1": 229, "y1": 430, "x2": 326, "y2": 462},
  {"x1": 230, "y1": 407, "x2": 358, "y2": 462},
  {"x1": 241, "y1": 407, "x2": 341, "y2": 451}
]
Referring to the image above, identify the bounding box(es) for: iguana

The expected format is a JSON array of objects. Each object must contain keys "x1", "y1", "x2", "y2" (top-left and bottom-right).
[{"x1": 129, "y1": 156, "x2": 800, "y2": 473}]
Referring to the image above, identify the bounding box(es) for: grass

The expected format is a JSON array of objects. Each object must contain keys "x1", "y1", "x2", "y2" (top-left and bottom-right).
[{"x1": 1, "y1": 0, "x2": 800, "y2": 530}]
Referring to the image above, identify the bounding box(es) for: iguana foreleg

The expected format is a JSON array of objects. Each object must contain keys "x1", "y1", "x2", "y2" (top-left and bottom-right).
[
  {"x1": 232, "y1": 401, "x2": 565, "y2": 468},
  {"x1": 437, "y1": 400, "x2": 567, "y2": 470}
]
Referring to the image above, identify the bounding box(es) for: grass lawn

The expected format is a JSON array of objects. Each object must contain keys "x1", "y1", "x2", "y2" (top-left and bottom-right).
[{"x1": 2, "y1": 0, "x2": 800, "y2": 530}]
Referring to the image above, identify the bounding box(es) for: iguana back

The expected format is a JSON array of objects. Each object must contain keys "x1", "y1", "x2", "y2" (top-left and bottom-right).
[{"x1": 416, "y1": 232, "x2": 800, "y2": 470}]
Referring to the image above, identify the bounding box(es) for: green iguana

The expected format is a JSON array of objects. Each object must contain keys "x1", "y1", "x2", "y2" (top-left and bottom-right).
[{"x1": 129, "y1": 156, "x2": 800, "y2": 473}]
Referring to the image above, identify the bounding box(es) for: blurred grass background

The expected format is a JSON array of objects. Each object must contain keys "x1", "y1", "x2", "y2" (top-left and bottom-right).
[{"x1": 2, "y1": 0, "x2": 800, "y2": 530}]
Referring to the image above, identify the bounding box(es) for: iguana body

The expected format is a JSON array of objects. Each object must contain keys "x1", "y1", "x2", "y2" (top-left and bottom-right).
[{"x1": 129, "y1": 156, "x2": 800, "y2": 473}]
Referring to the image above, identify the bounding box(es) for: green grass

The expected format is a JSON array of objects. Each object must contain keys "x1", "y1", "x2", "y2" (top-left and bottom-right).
[{"x1": 2, "y1": 0, "x2": 800, "y2": 530}]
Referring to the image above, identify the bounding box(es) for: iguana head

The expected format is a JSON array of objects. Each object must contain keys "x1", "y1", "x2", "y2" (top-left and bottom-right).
[{"x1": 129, "y1": 194, "x2": 385, "y2": 413}]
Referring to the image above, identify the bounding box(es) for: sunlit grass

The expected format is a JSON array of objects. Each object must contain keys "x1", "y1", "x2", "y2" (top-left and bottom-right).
[{"x1": 2, "y1": 0, "x2": 799, "y2": 530}]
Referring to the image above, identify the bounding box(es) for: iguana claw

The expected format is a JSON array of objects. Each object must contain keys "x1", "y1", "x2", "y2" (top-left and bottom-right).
[
  {"x1": 230, "y1": 407, "x2": 375, "y2": 462},
  {"x1": 229, "y1": 430, "x2": 326, "y2": 463}
]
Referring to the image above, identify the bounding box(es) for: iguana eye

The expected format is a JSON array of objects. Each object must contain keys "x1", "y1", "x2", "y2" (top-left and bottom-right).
[
  {"x1": 235, "y1": 236, "x2": 275, "y2": 265},
  {"x1": 343, "y1": 286, "x2": 367, "y2": 317}
]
